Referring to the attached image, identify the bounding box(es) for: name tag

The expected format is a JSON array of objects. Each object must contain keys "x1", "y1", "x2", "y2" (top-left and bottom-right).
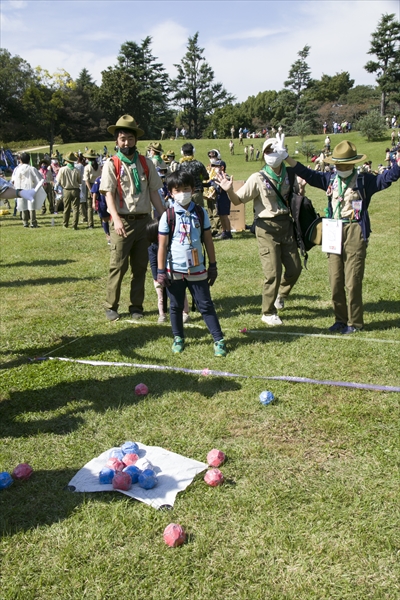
[{"x1": 322, "y1": 218, "x2": 342, "y2": 255}]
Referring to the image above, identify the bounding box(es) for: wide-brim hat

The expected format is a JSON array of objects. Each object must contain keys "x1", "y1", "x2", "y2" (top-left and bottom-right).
[
  {"x1": 64, "y1": 151, "x2": 77, "y2": 163},
  {"x1": 329, "y1": 140, "x2": 366, "y2": 164},
  {"x1": 148, "y1": 142, "x2": 163, "y2": 154},
  {"x1": 107, "y1": 114, "x2": 144, "y2": 138},
  {"x1": 83, "y1": 148, "x2": 98, "y2": 159},
  {"x1": 40, "y1": 157, "x2": 50, "y2": 165},
  {"x1": 166, "y1": 150, "x2": 175, "y2": 158}
]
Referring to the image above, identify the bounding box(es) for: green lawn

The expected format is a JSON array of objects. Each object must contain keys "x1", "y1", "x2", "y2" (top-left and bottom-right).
[{"x1": 0, "y1": 135, "x2": 399, "y2": 599}]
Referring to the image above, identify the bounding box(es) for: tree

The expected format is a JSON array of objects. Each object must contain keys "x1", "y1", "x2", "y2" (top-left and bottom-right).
[
  {"x1": 97, "y1": 37, "x2": 172, "y2": 138},
  {"x1": 0, "y1": 49, "x2": 35, "y2": 141},
  {"x1": 298, "y1": 141, "x2": 317, "y2": 162},
  {"x1": 284, "y1": 45, "x2": 312, "y2": 116},
  {"x1": 171, "y1": 33, "x2": 235, "y2": 138},
  {"x1": 308, "y1": 72, "x2": 354, "y2": 103},
  {"x1": 290, "y1": 118, "x2": 313, "y2": 140},
  {"x1": 364, "y1": 13, "x2": 400, "y2": 115},
  {"x1": 357, "y1": 110, "x2": 386, "y2": 141},
  {"x1": 23, "y1": 68, "x2": 74, "y2": 153}
]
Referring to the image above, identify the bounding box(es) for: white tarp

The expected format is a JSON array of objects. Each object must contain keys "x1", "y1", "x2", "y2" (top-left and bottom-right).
[{"x1": 68, "y1": 443, "x2": 208, "y2": 509}]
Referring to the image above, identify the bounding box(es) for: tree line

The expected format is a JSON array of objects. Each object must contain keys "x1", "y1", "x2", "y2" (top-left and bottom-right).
[{"x1": 0, "y1": 14, "x2": 398, "y2": 148}]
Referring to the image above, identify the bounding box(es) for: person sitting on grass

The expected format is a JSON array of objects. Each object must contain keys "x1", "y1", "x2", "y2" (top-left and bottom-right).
[{"x1": 157, "y1": 170, "x2": 227, "y2": 357}]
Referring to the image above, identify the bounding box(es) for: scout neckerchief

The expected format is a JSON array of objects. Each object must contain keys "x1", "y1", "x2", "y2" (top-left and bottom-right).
[
  {"x1": 262, "y1": 162, "x2": 288, "y2": 210},
  {"x1": 332, "y1": 169, "x2": 355, "y2": 219},
  {"x1": 116, "y1": 149, "x2": 142, "y2": 193},
  {"x1": 180, "y1": 156, "x2": 195, "y2": 163},
  {"x1": 152, "y1": 153, "x2": 162, "y2": 164},
  {"x1": 67, "y1": 162, "x2": 75, "y2": 170}
]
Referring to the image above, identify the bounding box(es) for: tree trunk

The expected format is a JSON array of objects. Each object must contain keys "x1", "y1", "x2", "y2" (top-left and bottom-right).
[{"x1": 380, "y1": 90, "x2": 386, "y2": 116}]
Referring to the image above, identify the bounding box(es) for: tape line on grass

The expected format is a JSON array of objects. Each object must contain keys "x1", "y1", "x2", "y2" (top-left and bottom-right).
[{"x1": 36, "y1": 356, "x2": 400, "y2": 393}]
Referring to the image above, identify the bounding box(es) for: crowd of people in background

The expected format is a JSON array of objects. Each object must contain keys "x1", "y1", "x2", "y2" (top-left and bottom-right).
[{"x1": 1, "y1": 113, "x2": 399, "y2": 355}]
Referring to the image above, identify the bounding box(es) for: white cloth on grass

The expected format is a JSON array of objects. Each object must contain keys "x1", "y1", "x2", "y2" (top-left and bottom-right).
[{"x1": 68, "y1": 442, "x2": 208, "y2": 509}]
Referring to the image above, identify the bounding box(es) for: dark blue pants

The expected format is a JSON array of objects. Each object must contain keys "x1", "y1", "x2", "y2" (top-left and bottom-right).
[{"x1": 167, "y1": 277, "x2": 223, "y2": 341}]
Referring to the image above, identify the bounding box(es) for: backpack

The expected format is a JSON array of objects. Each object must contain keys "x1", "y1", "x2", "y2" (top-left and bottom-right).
[
  {"x1": 110, "y1": 154, "x2": 149, "y2": 208},
  {"x1": 166, "y1": 203, "x2": 207, "y2": 313}
]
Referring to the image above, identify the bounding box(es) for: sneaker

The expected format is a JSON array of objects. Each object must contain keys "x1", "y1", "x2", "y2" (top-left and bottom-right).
[
  {"x1": 274, "y1": 295, "x2": 284, "y2": 310},
  {"x1": 340, "y1": 325, "x2": 363, "y2": 335},
  {"x1": 172, "y1": 336, "x2": 184, "y2": 354},
  {"x1": 158, "y1": 314, "x2": 166, "y2": 323},
  {"x1": 182, "y1": 312, "x2": 190, "y2": 324},
  {"x1": 214, "y1": 339, "x2": 227, "y2": 357},
  {"x1": 261, "y1": 314, "x2": 283, "y2": 326},
  {"x1": 328, "y1": 322, "x2": 346, "y2": 332},
  {"x1": 216, "y1": 231, "x2": 231, "y2": 240},
  {"x1": 23, "y1": 223, "x2": 29, "y2": 228},
  {"x1": 105, "y1": 309, "x2": 120, "y2": 321},
  {"x1": 130, "y1": 312, "x2": 143, "y2": 321}
]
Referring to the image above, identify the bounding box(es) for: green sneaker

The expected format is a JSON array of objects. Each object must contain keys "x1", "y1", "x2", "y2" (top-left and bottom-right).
[
  {"x1": 214, "y1": 339, "x2": 227, "y2": 357},
  {"x1": 172, "y1": 336, "x2": 184, "y2": 354}
]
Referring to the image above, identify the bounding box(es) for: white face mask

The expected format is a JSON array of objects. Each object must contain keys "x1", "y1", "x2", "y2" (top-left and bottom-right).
[
  {"x1": 174, "y1": 191, "x2": 192, "y2": 206},
  {"x1": 336, "y1": 167, "x2": 354, "y2": 178},
  {"x1": 264, "y1": 153, "x2": 283, "y2": 169}
]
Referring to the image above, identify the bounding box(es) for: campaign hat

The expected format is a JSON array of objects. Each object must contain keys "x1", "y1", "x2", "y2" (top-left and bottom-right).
[
  {"x1": 64, "y1": 151, "x2": 77, "y2": 163},
  {"x1": 107, "y1": 114, "x2": 144, "y2": 138},
  {"x1": 148, "y1": 142, "x2": 163, "y2": 154},
  {"x1": 329, "y1": 140, "x2": 366, "y2": 164},
  {"x1": 83, "y1": 148, "x2": 98, "y2": 159}
]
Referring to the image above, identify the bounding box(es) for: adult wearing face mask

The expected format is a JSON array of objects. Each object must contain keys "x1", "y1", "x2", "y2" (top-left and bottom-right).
[
  {"x1": 218, "y1": 137, "x2": 302, "y2": 325},
  {"x1": 100, "y1": 114, "x2": 165, "y2": 322},
  {"x1": 284, "y1": 140, "x2": 400, "y2": 333}
]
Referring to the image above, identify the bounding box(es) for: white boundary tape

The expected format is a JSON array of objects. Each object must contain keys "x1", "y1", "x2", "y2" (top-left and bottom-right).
[{"x1": 36, "y1": 356, "x2": 400, "y2": 393}]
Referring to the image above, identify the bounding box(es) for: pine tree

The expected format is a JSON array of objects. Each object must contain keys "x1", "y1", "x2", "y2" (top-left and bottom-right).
[
  {"x1": 98, "y1": 37, "x2": 172, "y2": 138},
  {"x1": 284, "y1": 45, "x2": 312, "y2": 116},
  {"x1": 364, "y1": 13, "x2": 400, "y2": 116},
  {"x1": 171, "y1": 33, "x2": 235, "y2": 138}
]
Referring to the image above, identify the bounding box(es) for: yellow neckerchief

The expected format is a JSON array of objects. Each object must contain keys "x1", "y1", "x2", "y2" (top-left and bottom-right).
[{"x1": 180, "y1": 156, "x2": 195, "y2": 163}]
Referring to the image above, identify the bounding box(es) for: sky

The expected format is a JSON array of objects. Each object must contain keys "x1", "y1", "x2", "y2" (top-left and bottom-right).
[{"x1": 1, "y1": 0, "x2": 399, "y2": 102}]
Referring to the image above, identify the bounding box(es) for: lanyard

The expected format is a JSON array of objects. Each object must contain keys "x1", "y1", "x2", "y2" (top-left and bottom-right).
[{"x1": 179, "y1": 211, "x2": 193, "y2": 246}]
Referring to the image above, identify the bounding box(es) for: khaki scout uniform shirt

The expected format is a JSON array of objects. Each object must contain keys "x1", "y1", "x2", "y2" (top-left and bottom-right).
[
  {"x1": 330, "y1": 172, "x2": 360, "y2": 220},
  {"x1": 100, "y1": 156, "x2": 162, "y2": 215},
  {"x1": 56, "y1": 165, "x2": 82, "y2": 189},
  {"x1": 83, "y1": 163, "x2": 102, "y2": 185},
  {"x1": 235, "y1": 169, "x2": 298, "y2": 219}
]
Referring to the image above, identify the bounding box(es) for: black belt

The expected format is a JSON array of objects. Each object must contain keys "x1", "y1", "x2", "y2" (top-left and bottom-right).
[{"x1": 118, "y1": 213, "x2": 148, "y2": 220}]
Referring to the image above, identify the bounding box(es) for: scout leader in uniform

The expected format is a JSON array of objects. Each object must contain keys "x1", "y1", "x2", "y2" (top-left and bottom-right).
[
  {"x1": 100, "y1": 114, "x2": 165, "y2": 322},
  {"x1": 285, "y1": 140, "x2": 400, "y2": 334}
]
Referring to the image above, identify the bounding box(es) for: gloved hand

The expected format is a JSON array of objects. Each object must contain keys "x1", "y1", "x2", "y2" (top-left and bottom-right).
[
  {"x1": 18, "y1": 188, "x2": 36, "y2": 202},
  {"x1": 277, "y1": 148, "x2": 289, "y2": 161},
  {"x1": 157, "y1": 269, "x2": 170, "y2": 288},
  {"x1": 207, "y1": 262, "x2": 218, "y2": 286}
]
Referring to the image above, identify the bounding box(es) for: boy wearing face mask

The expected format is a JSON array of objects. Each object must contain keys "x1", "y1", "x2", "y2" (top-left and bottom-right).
[
  {"x1": 157, "y1": 171, "x2": 227, "y2": 357},
  {"x1": 284, "y1": 140, "x2": 400, "y2": 333},
  {"x1": 218, "y1": 137, "x2": 302, "y2": 326}
]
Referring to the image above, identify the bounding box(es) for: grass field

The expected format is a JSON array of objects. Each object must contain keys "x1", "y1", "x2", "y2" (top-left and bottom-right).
[{"x1": 1, "y1": 134, "x2": 399, "y2": 599}]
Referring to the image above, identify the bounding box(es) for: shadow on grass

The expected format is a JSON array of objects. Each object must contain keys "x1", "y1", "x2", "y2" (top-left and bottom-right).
[
  {"x1": 1, "y1": 276, "x2": 99, "y2": 287},
  {"x1": 0, "y1": 468, "x2": 130, "y2": 536},
  {"x1": 0, "y1": 259, "x2": 77, "y2": 267},
  {"x1": 0, "y1": 369, "x2": 242, "y2": 439}
]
